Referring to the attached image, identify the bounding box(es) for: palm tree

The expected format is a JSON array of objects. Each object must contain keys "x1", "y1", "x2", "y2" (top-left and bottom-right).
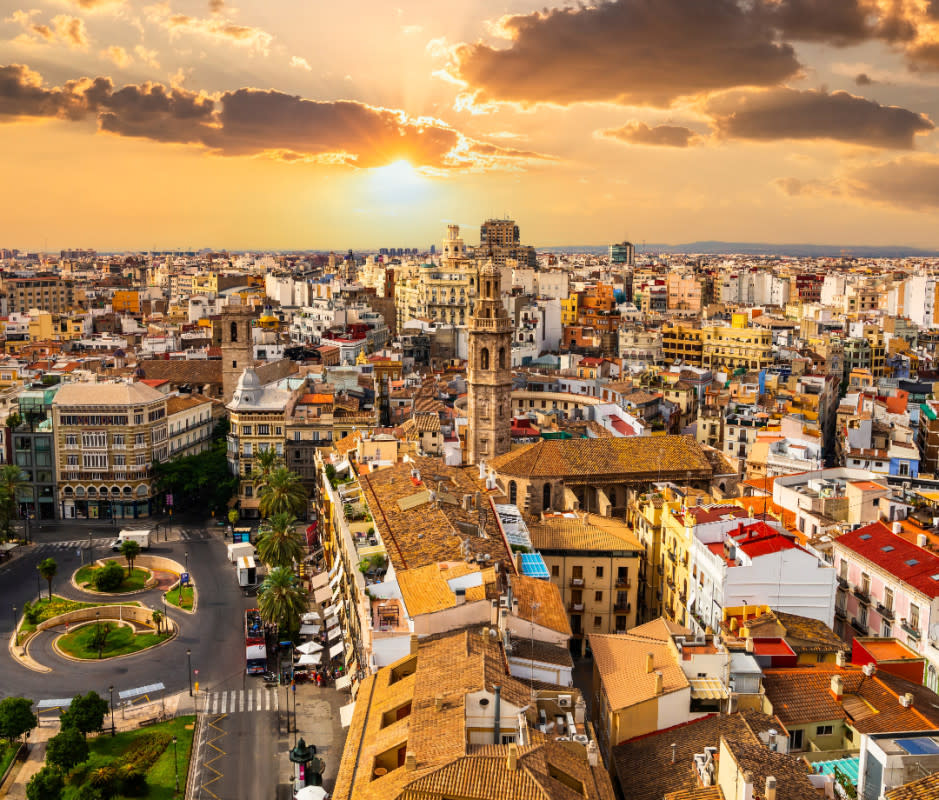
[
  {"x1": 0, "y1": 465, "x2": 26, "y2": 541},
  {"x1": 119, "y1": 540, "x2": 141, "y2": 575},
  {"x1": 258, "y1": 566, "x2": 306, "y2": 635},
  {"x1": 257, "y1": 467, "x2": 307, "y2": 518},
  {"x1": 256, "y1": 512, "x2": 303, "y2": 569},
  {"x1": 152, "y1": 609, "x2": 164, "y2": 634},
  {"x1": 38, "y1": 557, "x2": 57, "y2": 600},
  {"x1": 254, "y1": 448, "x2": 281, "y2": 481}
]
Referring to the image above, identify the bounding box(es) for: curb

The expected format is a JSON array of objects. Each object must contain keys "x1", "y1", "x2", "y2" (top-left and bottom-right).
[
  {"x1": 50, "y1": 614, "x2": 178, "y2": 663},
  {"x1": 164, "y1": 578, "x2": 198, "y2": 615},
  {"x1": 7, "y1": 608, "x2": 52, "y2": 674},
  {"x1": 70, "y1": 562, "x2": 154, "y2": 598}
]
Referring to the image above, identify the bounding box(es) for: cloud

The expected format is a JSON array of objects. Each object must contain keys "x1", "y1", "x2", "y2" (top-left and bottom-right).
[
  {"x1": 759, "y1": 0, "x2": 874, "y2": 46},
  {"x1": 208, "y1": 0, "x2": 224, "y2": 12},
  {"x1": 777, "y1": 156, "x2": 939, "y2": 212},
  {"x1": 66, "y1": 0, "x2": 125, "y2": 9},
  {"x1": 8, "y1": 10, "x2": 90, "y2": 48},
  {"x1": 147, "y1": 5, "x2": 273, "y2": 54},
  {"x1": 0, "y1": 62, "x2": 544, "y2": 171},
  {"x1": 449, "y1": 0, "x2": 802, "y2": 108},
  {"x1": 134, "y1": 45, "x2": 160, "y2": 69},
  {"x1": 704, "y1": 87, "x2": 934, "y2": 148},
  {"x1": 101, "y1": 45, "x2": 131, "y2": 67},
  {"x1": 401, "y1": 25, "x2": 422, "y2": 35},
  {"x1": 855, "y1": 72, "x2": 875, "y2": 85},
  {"x1": 599, "y1": 121, "x2": 701, "y2": 147},
  {"x1": 290, "y1": 56, "x2": 311, "y2": 71}
]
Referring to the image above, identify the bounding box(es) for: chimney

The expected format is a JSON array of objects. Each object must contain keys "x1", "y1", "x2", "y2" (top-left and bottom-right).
[
  {"x1": 830, "y1": 675, "x2": 843, "y2": 701},
  {"x1": 836, "y1": 651, "x2": 847, "y2": 667},
  {"x1": 893, "y1": 521, "x2": 902, "y2": 534},
  {"x1": 900, "y1": 692, "x2": 914, "y2": 708},
  {"x1": 765, "y1": 776, "x2": 777, "y2": 800},
  {"x1": 745, "y1": 637, "x2": 755, "y2": 654},
  {"x1": 862, "y1": 663, "x2": 877, "y2": 677},
  {"x1": 654, "y1": 671, "x2": 664, "y2": 696},
  {"x1": 410, "y1": 634, "x2": 419, "y2": 655},
  {"x1": 435, "y1": 696, "x2": 443, "y2": 712},
  {"x1": 493, "y1": 685, "x2": 502, "y2": 745},
  {"x1": 587, "y1": 740, "x2": 599, "y2": 768},
  {"x1": 405, "y1": 750, "x2": 416, "y2": 771},
  {"x1": 574, "y1": 696, "x2": 586, "y2": 724},
  {"x1": 671, "y1": 743, "x2": 677, "y2": 764},
  {"x1": 455, "y1": 588, "x2": 466, "y2": 606},
  {"x1": 646, "y1": 652, "x2": 655, "y2": 673},
  {"x1": 506, "y1": 742, "x2": 519, "y2": 771},
  {"x1": 917, "y1": 533, "x2": 928, "y2": 548}
]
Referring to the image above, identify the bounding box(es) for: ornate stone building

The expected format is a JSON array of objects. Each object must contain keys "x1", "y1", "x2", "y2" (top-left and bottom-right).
[
  {"x1": 221, "y1": 304, "x2": 257, "y2": 403},
  {"x1": 466, "y1": 261, "x2": 512, "y2": 465}
]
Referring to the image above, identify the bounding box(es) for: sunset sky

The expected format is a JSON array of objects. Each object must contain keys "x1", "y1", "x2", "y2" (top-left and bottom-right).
[{"x1": 3, "y1": 0, "x2": 939, "y2": 251}]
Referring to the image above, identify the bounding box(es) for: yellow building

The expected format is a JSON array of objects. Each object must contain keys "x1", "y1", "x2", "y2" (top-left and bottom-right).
[
  {"x1": 27, "y1": 310, "x2": 53, "y2": 341},
  {"x1": 701, "y1": 322, "x2": 773, "y2": 372},
  {"x1": 661, "y1": 323, "x2": 704, "y2": 366},
  {"x1": 528, "y1": 512, "x2": 642, "y2": 653},
  {"x1": 560, "y1": 293, "x2": 579, "y2": 325},
  {"x1": 112, "y1": 290, "x2": 140, "y2": 314}
]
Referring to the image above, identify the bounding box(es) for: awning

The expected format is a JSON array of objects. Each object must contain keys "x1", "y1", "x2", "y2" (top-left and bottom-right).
[
  {"x1": 297, "y1": 654, "x2": 320, "y2": 666},
  {"x1": 329, "y1": 641, "x2": 344, "y2": 659},
  {"x1": 328, "y1": 560, "x2": 340, "y2": 578},
  {"x1": 301, "y1": 612, "x2": 320, "y2": 623},
  {"x1": 689, "y1": 678, "x2": 729, "y2": 700},
  {"x1": 296, "y1": 641, "x2": 322, "y2": 655},
  {"x1": 310, "y1": 572, "x2": 329, "y2": 590},
  {"x1": 299, "y1": 624, "x2": 319, "y2": 635},
  {"x1": 335, "y1": 674, "x2": 352, "y2": 691},
  {"x1": 323, "y1": 604, "x2": 338, "y2": 617},
  {"x1": 325, "y1": 614, "x2": 339, "y2": 628},
  {"x1": 339, "y1": 701, "x2": 356, "y2": 727},
  {"x1": 313, "y1": 587, "x2": 332, "y2": 604},
  {"x1": 328, "y1": 627, "x2": 342, "y2": 642},
  {"x1": 329, "y1": 572, "x2": 342, "y2": 589}
]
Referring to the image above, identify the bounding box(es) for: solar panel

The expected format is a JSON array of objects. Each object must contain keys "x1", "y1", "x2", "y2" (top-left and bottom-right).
[
  {"x1": 898, "y1": 738, "x2": 939, "y2": 756},
  {"x1": 519, "y1": 553, "x2": 550, "y2": 580}
]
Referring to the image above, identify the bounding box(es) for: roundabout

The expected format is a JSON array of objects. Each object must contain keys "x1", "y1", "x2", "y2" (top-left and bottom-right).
[{"x1": 54, "y1": 617, "x2": 174, "y2": 660}]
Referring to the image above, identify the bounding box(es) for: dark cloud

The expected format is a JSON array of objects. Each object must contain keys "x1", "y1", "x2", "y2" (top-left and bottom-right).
[
  {"x1": 705, "y1": 88, "x2": 934, "y2": 149},
  {"x1": 600, "y1": 121, "x2": 700, "y2": 147},
  {"x1": 760, "y1": 0, "x2": 873, "y2": 46},
  {"x1": 451, "y1": 0, "x2": 801, "y2": 107},
  {"x1": 0, "y1": 64, "x2": 538, "y2": 170},
  {"x1": 208, "y1": 0, "x2": 224, "y2": 11},
  {"x1": 928, "y1": 0, "x2": 939, "y2": 19},
  {"x1": 855, "y1": 73, "x2": 875, "y2": 85}
]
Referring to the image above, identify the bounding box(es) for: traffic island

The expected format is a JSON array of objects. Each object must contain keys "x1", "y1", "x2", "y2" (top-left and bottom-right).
[
  {"x1": 73, "y1": 561, "x2": 154, "y2": 595},
  {"x1": 164, "y1": 583, "x2": 195, "y2": 612},
  {"x1": 54, "y1": 619, "x2": 174, "y2": 660},
  {"x1": 14, "y1": 595, "x2": 143, "y2": 644}
]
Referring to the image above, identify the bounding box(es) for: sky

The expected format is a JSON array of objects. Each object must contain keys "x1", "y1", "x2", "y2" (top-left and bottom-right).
[{"x1": 3, "y1": 0, "x2": 939, "y2": 251}]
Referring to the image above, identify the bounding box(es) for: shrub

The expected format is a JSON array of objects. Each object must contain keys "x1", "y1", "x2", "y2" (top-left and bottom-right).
[
  {"x1": 74, "y1": 785, "x2": 103, "y2": 800},
  {"x1": 26, "y1": 765, "x2": 63, "y2": 800},
  {"x1": 88, "y1": 765, "x2": 118, "y2": 796},
  {"x1": 114, "y1": 731, "x2": 171, "y2": 773},
  {"x1": 93, "y1": 561, "x2": 124, "y2": 592},
  {"x1": 118, "y1": 767, "x2": 148, "y2": 797},
  {"x1": 23, "y1": 601, "x2": 40, "y2": 625}
]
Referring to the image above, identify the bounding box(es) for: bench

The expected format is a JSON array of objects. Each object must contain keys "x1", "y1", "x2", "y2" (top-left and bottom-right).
[{"x1": 136, "y1": 717, "x2": 161, "y2": 728}]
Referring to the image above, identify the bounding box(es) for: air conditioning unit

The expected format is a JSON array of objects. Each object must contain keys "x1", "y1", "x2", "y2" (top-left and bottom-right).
[
  {"x1": 558, "y1": 695, "x2": 572, "y2": 708},
  {"x1": 554, "y1": 736, "x2": 570, "y2": 742},
  {"x1": 573, "y1": 734, "x2": 589, "y2": 745}
]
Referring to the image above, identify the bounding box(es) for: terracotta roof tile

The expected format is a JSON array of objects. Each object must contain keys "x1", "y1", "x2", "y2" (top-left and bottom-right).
[{"x1": 589, "y1": 631, "x2": 688, "y2": 710}]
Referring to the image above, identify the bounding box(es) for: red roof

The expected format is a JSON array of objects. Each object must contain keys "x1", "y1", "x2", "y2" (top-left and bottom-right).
[
  {"x1": 685, "y1": 505, "x2": 748, "y2": 525},
  {"x1": 731, "y1": 521, "x2": 798, "y2": 559},
  {"x1": 609, "y1": 417, "x2": 635, "y2": 436},
  {"x1": 837, "y1": 521, "x2": 939, "y2": 599},
  {"x1": 139, "y1": 378, "x2": 169, "y2": 387},
  {"x1": 752, "y1": 638, "x2": 796, "y2": 657}
]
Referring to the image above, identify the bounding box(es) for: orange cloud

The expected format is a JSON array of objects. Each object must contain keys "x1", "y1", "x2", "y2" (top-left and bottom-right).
[{"x1": 600, "y1": 122, "x2": 702, "y2": 148}]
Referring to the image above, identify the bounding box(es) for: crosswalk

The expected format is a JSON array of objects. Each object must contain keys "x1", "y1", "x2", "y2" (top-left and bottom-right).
[
  {"x1": 32, "y1": 529, "x2": 211, "y2": 553},
  {"x1": 202, "y1": 688, "x2": 280, "y2": 715}
]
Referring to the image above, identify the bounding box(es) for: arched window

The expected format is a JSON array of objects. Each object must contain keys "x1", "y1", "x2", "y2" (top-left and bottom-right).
[
  {"x1": 498, "y1": 347, "x2": 506, "y2": 369},
  {"x1": 543, "y1": 482, "x2": 551, "y2": 511},
  {"x1": 480, "y1": 347, "x2": 489, "y2": 370},
  {"x1": 230, "y1": 321, "x2": 238, "y2": 343},
  {"x1": 509, "y1": 480, "x2": 517, "y2": 505}
]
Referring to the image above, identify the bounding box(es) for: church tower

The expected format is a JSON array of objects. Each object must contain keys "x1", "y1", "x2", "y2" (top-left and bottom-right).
[
  {"x1": 221, "y1": 304, "x2": 257, "y2": 403},
  {"x1": 466, "y1": 260, "x2": 513, "y2": 465}
]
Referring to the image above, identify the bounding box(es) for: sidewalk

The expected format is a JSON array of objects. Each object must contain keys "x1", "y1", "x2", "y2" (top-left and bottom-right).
[{"x1": 279, "y1": 681, "x2": 348, "y2": 793}]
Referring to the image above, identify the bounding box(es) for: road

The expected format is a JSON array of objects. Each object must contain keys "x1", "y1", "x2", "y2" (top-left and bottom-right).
[{"x1": 0, "y1": 520, "x2": 285, "y2": 800}]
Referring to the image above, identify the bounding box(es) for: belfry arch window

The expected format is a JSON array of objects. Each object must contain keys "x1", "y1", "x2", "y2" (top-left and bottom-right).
[
  {"x1": 498, "y1": 347, "x2": 506, "y2": 369},
  {"x1": 480, "y1": 347, "x2": 490, "y2": 370},
  {"x1": 230, "y1": 322, "x2": 238, "y2": 342}
]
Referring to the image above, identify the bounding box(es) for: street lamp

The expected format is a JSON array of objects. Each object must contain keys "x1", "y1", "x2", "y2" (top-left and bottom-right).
[
  {"x1": 96, "y1": 611, "x2": 102, "y2": 659},
  {"x1": 185, "y1": 551, "x2": 189, "y2": 574},
  {"x1": 36, "y1": 568, "x2": 41, "y2": 600},
  {"x1": 186, "y1": 649, "x2": 192, "y2": 697},
  {"x1": 109, "y1": 685, "x2": 115, "y2": 737},
  {"x1": 172, "y1": 735, "x2": 179, "y2": 793},
  {"x1": 11, "y1": 605, "x2": 16, "y2": 645},
  {"x1": 88, "y1": 533, "x2": 93, "y2": 564}
]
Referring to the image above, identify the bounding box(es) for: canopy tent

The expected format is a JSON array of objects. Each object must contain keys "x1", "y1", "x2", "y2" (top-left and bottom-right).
[
  {"x1": 329, "y1": 641, "x2": 344, "y2": 659},
  {"x1": 328, "y1": 627, "x2": 343, "y2": 642},
  {"x1": 299, "y1": 624, "x2": 319, "y2": 636},
  {"x1": 296, "y1": 787, "x2": 328, "y2": 800},
  {"x1": 322, "y1": 604, "x2": 339, "y2": 617},
  {"x1": 313, "y1": 587, "x2": 332, "y2": 605},
  {"x1": 310, "y1": 572, "x2": 329, "y2": 590},
  {"x1": 329, "y1": 572, "x2": 342, "y2": 589},
  {"x1": 297, "y1": 654, "x2": 321, "y2": 666},
  {"x1": 335, "y1": 674, "x2": 352, "y2": 691},
  {"x1": 301, "y1": 612, "x2": 320, "y2": 624},
  {"x1": 324, "y1": 614, "x2": 339, "y2": 628},
  {"x1": 296, "y1": 641, "x2": 323, "y2": 655},
  {"x1": 339, "y1": 702, "x2": 356, "y2": 727}
]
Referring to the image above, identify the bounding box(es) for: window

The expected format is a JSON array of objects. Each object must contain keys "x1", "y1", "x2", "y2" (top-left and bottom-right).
[
  {"x1": 839, "y1": 560, "x2": 848, "y2": 580},
  {"x1": 790, "y1": 729, "x2": 804, "y2": 750},
  {"x1": 595, "y1": 566, "x2": 604, "y2": 579},
  {"x1": 480, "y1": 347, "x2": 489, "y2": 370},
  {"x1": 134, "y1": 454, "x2": 146, "y2": 466},
  {"x1": 243, "y1": 443, "x2": 252, "y2": 457},
  {"x1": 884, "y1": 587, "x2": 894, "y2": 612},
  {"x1": 134, "y1": 413, "x2": 144, "y2": 425},
  {"x1": 593, "y1": 616, "x2": 602, "y2": 628},
  {"x1": 882, "y1": 621, "x2": 892, "y2": 637},
  {"x1": 861, "y1": 573, "x2": 870, "y2": 595},
  {"x1": 135, "y1": 433, "x2": 145, "y2": 446},
  {"x1": 910, "y1": 603, "x2": 920, "y2": 631},
  {"x1": 82, "y1": 453, "x2": 107, "y2": 468},
  {"x1": 551, "y1": 564, "x2": 559, "y2": 577},
  {"x1": 113, "y1": 434, "x2": 124, "y2": 447},
  {"x1": 242, "y1": 425, "x2": 252, "y2": 435},
  {"x1": 244, "y1": 485, "x2": 253, "y2": 498},
  {"x1": 572, "y1": 565, "x2": 583, "y2": 579},
  {"x1": 81, "y1": 432, "x2": 107, "y2": 449},
  {"x1": 65, "y1": 434, "x2": 78, "y2": 447},
  {"x1": 257, "y1": 425, "x2": 270, "y2": 436},
  {"x1": 66, "y1": 455, "x2": 78, "y2": 466},
  {"x1": 816, "y1": 725, "x2": 833, "y2": 737},
  {"x1": 595, "y1": 591, "x2": 603, "y2": 602},
  {"x1": 509, "y1": 481, "x2": 517, "y2": 505},
  {"x1": 114, "y1": 455, "x2": 125, "y2": 467}
]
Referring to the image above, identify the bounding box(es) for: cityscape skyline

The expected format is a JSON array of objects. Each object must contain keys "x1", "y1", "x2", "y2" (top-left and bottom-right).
[{"x1": 3, "y1": 0, "x2": 939, "y2": 249}]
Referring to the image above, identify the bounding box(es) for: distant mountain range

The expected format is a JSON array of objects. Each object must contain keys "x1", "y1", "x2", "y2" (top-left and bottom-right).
[{"x1": 542, "y1": 241, "x2": 939, "y2": 258}]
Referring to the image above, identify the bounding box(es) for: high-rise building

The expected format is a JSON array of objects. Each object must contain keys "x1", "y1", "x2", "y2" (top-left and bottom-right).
[
  {"x1": 479, "y1": 218, "x2": 536, "y2": 268},
  {"x1": 466, "y1": 261, "x2": 512, "y2": 465},
  {"x1": 610, "y1": 241, "x2": 635, "y2": 266}
]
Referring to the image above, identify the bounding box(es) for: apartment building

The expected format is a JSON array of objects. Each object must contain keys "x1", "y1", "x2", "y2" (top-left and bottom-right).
[
  {"x1": 2, "y1": 276, "x2": 76, "y2": 314},
  {"x1": 528, "y1": 512, "x2": 642, "y2": 653},
  {"x1": 662, "y1": 323, "x2": 704, "y2": 366},
  {"x1": 701, "y1": 317, "x2": 774, "y2": 372},
  {"x1": 166, "y1": 394, "x2": 217, "y2": 458},
  {"x1": 53, "y1": 381, "x2": 168, "y2": 520}
]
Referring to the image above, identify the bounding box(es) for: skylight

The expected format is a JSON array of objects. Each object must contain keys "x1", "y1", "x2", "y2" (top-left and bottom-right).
[
  {"x1": 881, "y1": 546, "x2": 894, "y2": 552},
  {"x1": 905, "y1": 559, "x2": 919, "y2": 567},
  {"x1": 859, "y1": 534, "x2": 872, "y2": 540}
]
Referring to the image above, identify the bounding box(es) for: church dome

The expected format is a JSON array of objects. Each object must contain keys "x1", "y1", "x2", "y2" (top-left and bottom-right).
[{"x1": 237, "y1": 367, "x2": 261, "y2": 390}]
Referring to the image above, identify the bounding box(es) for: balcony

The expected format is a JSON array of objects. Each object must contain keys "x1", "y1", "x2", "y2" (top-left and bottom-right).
[
  {"x1": 568, "y1": 602, "x2": 584, "y2": 613},
  {"x1": 834, "y1": 606, "x2": 847, "y2": 620},
  {"x1": 613, "y1": 602, "x2": 631, "y2": 613},
  {"x1": 900, "y1": 619, "x2": 921, "y2": 640},
  {"x1": 837, "y1": 576, "x2": 849, "y2": 589},
  {"x1": 615, "y1": 578, "x2": 632, "y2": 589},
  {"x1": 657, "y1": 564, "x2": 664, "y2": 576},
  {"x1": 569, "y1": 577, "x2": 585, "y2": 588},
  {"x1": 853, "y1": 586, "x2": 870, "y2": 605},
  {"x1": 876, "y1": 603, "x2": 895, "y2": 621},
  {"x1": 851, "y1": 617, "x2": 869, "y2": 635}
]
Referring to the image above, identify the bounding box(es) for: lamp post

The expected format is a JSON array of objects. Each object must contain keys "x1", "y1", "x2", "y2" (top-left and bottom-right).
[
  {"x1": 172, "y1": 734, "x2": 179, "y2": 793},
  {"x1": 109, "y1": 685, "x2": 115, "y2": 736},
  {"x1": 96, "y1": 610, "x2": 102, "y2": 659},
  {"x1": 185, "y1": 551, "x2": 189, "y2": 574},
  {"x1": 36, "y1": 568, "x2": 41, "y2": 600},
  {"x1": 186, "y1": 648, "x2": 192, "y2": 697},
  {"x1": 88, "y1": 532, "x2": 93, "y2": 564},
  {"x1": 11, "y1": 605, "x2": 16, "y2": 645}
]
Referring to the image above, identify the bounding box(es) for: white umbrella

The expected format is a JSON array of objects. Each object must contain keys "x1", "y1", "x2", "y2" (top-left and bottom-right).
[
  {"x1": 296, "y1": 641, "x2": 323, "y2": 655},
  {"x1": 295, "y1": 787, "x2": 328, "y2": 800},
  {"x1": 297, "y1": 654, "x2": 321, "y2": 666}
]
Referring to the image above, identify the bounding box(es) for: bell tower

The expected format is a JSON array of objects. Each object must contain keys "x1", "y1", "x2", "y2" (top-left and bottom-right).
[
  {"x1": 466, "y1": 260, "x2": 512, "y2": 465},
  {"x1": 221, "y1": 304, "x2": 257, "y2": 403}
]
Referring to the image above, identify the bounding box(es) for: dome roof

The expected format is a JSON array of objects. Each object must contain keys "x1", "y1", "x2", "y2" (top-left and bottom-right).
[
  {"x1": 480, "y1": 259, "x2": 500, "y2": 277},
  {"x1": 237, "y1": 367, "x2": 261, "y2": 390}
]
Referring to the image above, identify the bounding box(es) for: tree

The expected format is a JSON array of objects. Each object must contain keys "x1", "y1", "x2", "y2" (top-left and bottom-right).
[
  {"x1": 0, "y1": 696, "x2": 37, "y2": 743},
  {"x1": 228, "y1": 509, "x2": 239, "y2": 526},
  {"x1": 93, "y1": 561, "x2": 124, "y2": 592},
  {"x1": 151, "y1": 427, "x2": 237, "y2": 515},
  {"x1": 26, "y1": 765, "x2": 64, "y2": 800},
  {"x1": 257, "y1": 467, "x2": 307, "y2": 518},
  {"x1": 258, "y1": 566, "x2": 307, "y2": 635},
  {"x1": 152, "y1": 609, "x2": 164, "y2": 634},
  {"x1": 37, "y1": 557, "x2": 57, "y2": 600},
  {"x1": 256, "y1": 512, "x2": 303, "y2": 569},
  {"x1": 60, "y1": 692, "x2": 109, "y2": 739},
  {"x1": 119, "y1": 539, "x2": 141, "y2": 575},
  {"x1": 46, "y1": 726, "x2": 89, "y2": 771},
  {"x1": 254, "y1": 447, "x2": 281, "y2": 480},
  {"x1": 0, "y1": 464, "x2": 26, "y2": 540}
]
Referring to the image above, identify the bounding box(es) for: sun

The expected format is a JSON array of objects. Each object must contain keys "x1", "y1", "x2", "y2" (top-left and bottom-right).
[{"x1": 371, "y1": 159, "x2": 422, "y2": 186}]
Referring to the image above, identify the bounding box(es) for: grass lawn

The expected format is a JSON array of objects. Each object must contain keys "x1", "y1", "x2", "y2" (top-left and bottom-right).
[
  {"x1": 57, "y1": 621, "x2": 171, "y2": 660},
  {"x1": 0, "y1": 742, "x2": 19, "y2": 779},
  {"x1": 62, "y1": 715, "x2": 196, "y2": 800},
  {"x1": 16, "y1": 596, "x2": 142, "y2": 639},
  {"x1": 164, "y1": 584, "x2": 194, "y2": 610},
  {"x1": 75, "y1": 564, "x2": 150, "y2": 593}
]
